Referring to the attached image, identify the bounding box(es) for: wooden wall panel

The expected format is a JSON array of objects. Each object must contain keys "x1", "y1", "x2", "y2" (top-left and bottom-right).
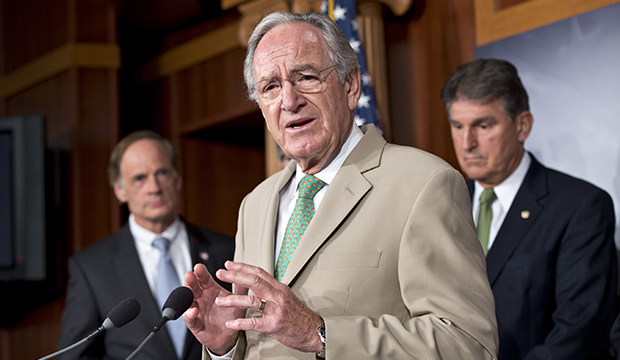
[
  {"x1": 0, "y1": 1, "x2": 119, "y2": 359},
  {"x1": 181, "y1": 137, "x2": 266, "y2": 237},
  {"x1": 175, "y1": 47, "x2": 258, "y2": 134},
  {"x1": 386, "y1": 0, "x2": 475, "y2": 169},
  {"x1": 1, "y1": 0, "x2": 69, "y2": 73},
  {"x1": 475, "y1": 0, "x2": 619, "y2": 45}
]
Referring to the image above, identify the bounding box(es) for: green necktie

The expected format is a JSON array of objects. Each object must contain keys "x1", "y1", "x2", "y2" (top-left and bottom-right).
[
  {"x1": 275, "y1": 175, "x2": 326, "y2": 281},
  {"x1": 477, "y1": 188, "x2": 497, "y2": 256}
]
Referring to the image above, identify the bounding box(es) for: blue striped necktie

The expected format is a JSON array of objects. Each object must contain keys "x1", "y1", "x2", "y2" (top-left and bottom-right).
[{"x1": 152, "y1": 237, "x2": 186, "y2": 358}]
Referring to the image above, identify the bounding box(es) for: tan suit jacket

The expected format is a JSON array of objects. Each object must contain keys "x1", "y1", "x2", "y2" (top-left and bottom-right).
[{"x1": 227, "y1": 125, "x2": 498, "y2": 359}]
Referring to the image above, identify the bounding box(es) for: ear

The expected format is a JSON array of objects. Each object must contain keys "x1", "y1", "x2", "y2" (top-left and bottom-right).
[
  {"x1": 113, "y1": 183, "x2": 128, "y2": 204},
  {"x1": 516, "y1": 111, "x2": 533, "y2": 143},
  {"x1": 346, "y1": 67, "x2": 362, "y2": 112}
]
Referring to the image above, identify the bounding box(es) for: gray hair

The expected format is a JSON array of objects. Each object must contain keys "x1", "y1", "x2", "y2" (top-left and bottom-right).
[
  {"x1": 440, "y1": 58, "x2": 529, "y2": 122},
  {"x1": 243, "y1": 11, "x2": 359, "y2": 104},
  {"x1": 108, "y1": 130, "x2": 179, "y2": 188}
]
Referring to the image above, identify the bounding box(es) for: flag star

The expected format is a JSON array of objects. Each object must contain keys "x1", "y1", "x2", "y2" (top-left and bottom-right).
[
  {"x1": 349, "y1": 38, "x2": 361, "y2": 53},
  {"x1": 362, "y1": 73, "x2": 371, "y2": 86},
  {"x1": 320, "y1": 1, "x2": 327, "y2": 13},
  {"x1": 351, "y1": 19, "x2": 358, "y2": 32},
  {"x1": 354, "y1": 115, "x2": 366, "y2": 126},
  {"x1": 334, "y1": 5, "x2": 347, "y2": 21},
  {"x1": 358, "y1": 93, "x2": 371, "y2": 108}
]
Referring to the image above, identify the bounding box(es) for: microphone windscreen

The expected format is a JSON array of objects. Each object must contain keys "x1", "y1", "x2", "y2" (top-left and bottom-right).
[
  {"x1": 107, "y1": 298, "x2": 141, "y2": 328},
  {"x1": 162, "y1": 286, "x2": 194, "y2": 320}
]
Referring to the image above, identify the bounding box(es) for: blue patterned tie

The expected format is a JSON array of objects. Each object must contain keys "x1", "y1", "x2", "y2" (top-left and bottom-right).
[
  {"x1": 275, "y1": 175, "x2": 326, "y2": 281},
  {"x1": 152, "y1": 237, "x2": 185, "y2": 358}
]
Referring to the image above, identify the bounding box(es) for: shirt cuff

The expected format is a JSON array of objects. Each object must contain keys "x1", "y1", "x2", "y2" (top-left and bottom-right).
[{"x1": 205, "y1": 345, "x2": 235, "y2": 360}]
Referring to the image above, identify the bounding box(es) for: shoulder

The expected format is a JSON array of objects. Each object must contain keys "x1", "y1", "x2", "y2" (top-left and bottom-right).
[
  {"x1": 70, "y1": 226, "x2": 129, "y2": 262},
  {"x1": 383, "y1": 143, "x2": 455, "y2": 173},
  {"x1": 526, "y1": 159, "x2": 614, "y2": 213},
  {"x1": 536, "y1": 160, "x2": 611, "y2": 199}
]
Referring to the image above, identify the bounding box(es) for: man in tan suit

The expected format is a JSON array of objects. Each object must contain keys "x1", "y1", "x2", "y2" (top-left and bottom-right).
[{"x1": 183, "y1": 11, "x2": 498, "y2": 359}]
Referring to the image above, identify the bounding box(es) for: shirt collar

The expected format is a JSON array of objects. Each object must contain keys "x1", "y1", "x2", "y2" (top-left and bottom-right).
[{"x1": 474, "y1": 151, "x2": 531, "y2": 209}]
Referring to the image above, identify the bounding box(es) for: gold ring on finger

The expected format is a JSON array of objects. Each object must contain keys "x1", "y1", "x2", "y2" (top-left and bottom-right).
[{"x1": 258, "y1": 298, "x2": 266, "y2": 313}]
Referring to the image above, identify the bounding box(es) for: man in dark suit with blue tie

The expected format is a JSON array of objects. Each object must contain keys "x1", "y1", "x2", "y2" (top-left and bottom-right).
[
  {"x1": 441, "y1": 58, "x2": 617, "y2": 360},
  {"x1": 57, "y1": 130, "x2": 235, "y2": 360}
]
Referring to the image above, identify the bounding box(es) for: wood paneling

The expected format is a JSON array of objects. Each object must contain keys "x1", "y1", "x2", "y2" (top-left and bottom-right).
[
  {"x1": 174, "y1": 47, "x2": 257, "y2": 133},
  {"x1": 181, "y1": 137, "x2": 265, "y2": 237},
  {"x1": 0, "y1": 1, "x2": 119, "y2": 359},
  {"x1": 0, "y1": 299, "x2": 65, "y2": 360},
  {"x1": 0, "y1": 43, "x2": 120, "y2": 98},
  {"x1": 138, "y1": 19, "x2": 241, "y2": 83},
  {"x1": 475, "y1": 0, "x2": 619, "y2": 45},
  {"x1": 386, "y1": 0, "x2": 475, "y2": 169}
]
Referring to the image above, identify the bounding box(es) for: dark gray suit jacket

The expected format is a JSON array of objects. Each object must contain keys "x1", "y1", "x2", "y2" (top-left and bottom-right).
[
  {"x1": 58, "y1": 221, "x2": 234, "y2": 360},
  {"x1": 468, "y1": 154, "x2": 617, "y2": 360}
]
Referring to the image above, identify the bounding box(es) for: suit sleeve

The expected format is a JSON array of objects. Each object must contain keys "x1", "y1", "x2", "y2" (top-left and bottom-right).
[
  {"x1": 57, "y1": 256, "x2": 105, "y2": 360},
  {"x1": 524, "y1": 189, "x2": 617, "y2": 360},
  {"x1": 324, "y1": 168, "x2": 498, "y2": 359}
]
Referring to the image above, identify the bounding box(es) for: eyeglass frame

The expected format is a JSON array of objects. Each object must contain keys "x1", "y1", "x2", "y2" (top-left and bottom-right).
[{"x1": 252, "y1": 65, "x2": 336, "y2": 102}]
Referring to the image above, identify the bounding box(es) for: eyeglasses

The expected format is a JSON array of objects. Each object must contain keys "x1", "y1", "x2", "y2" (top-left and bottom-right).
[{"x1": 253, "y1": 66, "x2": 336, "y2": 103}]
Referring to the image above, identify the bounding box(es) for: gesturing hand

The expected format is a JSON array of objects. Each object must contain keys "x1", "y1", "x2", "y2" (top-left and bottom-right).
[
  {"x1": 214, "y1": 261, "x2": 324, "y2": 354},
  {"x1": 183, "y1": 263, "x2": 245, "y2": 356}
]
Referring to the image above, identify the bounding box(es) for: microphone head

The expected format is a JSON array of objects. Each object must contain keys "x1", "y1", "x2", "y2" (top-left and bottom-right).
[
  {"x1": 107, "y1": 298, "x2": 141, "y2": 328},
  {"x1": 162, "y1": 286, "x2": 194, "y2": 320}
]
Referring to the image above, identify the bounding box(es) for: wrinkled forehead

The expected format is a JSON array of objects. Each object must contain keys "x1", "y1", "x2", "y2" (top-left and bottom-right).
[{"x1": 253, "y1": 23, "x2": 330, "y2": 79}]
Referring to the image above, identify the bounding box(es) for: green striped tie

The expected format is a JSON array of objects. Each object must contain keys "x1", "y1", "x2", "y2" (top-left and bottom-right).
[
  {"x1": 477, "y1": 188, "x2": 497, "y2": 256},
  {"x1": 275, "y1": 175, "x2": 326, "y2": 281}
]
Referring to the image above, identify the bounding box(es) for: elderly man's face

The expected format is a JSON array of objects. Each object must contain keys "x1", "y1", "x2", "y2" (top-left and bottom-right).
[
  {"x1": 113, "y1": 139, "x2": 181, "y2": 233},
  {"x1": 449, "y1": 99, "x2": 532, "y2": 188},
  {"x1": 253, "y1": 22, "x2": 360, "y2": 174}
]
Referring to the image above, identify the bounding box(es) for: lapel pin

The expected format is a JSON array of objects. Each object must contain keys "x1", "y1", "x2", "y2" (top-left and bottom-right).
[
  {"x1": 200, "y1": 252, "x2": 209, "y2": 261},
  {"x1": 521, "y1": 210, "x2": 530, "y2": 219}
]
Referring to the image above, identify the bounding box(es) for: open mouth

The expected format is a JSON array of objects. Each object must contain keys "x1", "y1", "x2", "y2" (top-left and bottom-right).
[{"x1": 286, "y1": 118, "x2": 314, "y2": 129}]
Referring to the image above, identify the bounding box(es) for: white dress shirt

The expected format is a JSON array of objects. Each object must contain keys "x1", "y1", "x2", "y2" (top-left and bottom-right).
[
  {"x1": 472, "y1": 151, "x2": 531, "y2": 250},
  {"x1": 129, "y1": 214, "x2": 192, "y2": 299}
]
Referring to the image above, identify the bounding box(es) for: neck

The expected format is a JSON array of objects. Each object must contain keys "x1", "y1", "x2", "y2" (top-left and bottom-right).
[{"x1": 135, "y1": 214, "x2": 176, "y2": 234}]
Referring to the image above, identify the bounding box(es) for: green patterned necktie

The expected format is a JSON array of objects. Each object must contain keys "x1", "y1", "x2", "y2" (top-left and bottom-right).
[
  {"x1": 275, "y1": 174, "x2": 326, "y2": 281},
  {"x1": 477, "y1": 188, "x2": 497, "y2": 256}
]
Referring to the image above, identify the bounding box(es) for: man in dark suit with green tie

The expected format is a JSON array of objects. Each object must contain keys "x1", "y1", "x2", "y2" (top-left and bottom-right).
[{"x1": 442, "y1": 58, "x2": 617, "y2": 360}]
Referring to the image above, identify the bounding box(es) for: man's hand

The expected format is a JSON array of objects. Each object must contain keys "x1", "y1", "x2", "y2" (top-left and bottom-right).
[
  {"x1": 183, "y1": 263, "x2": 245, "y2": 355},
  {"x1": 214, "y1": 261, "x2": 324, "y2": 354}
]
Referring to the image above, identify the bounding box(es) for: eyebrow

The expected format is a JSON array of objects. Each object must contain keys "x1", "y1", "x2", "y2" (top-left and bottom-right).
[
  {"x1": 450, "y1": 116, "x2": 497, "y2": 126},
  {"x1": 471, "y1": 116, "x2": 497, "y2": 125},
  {"x1": 257, "y1": 64, "x2": 319, "y2": 81}
]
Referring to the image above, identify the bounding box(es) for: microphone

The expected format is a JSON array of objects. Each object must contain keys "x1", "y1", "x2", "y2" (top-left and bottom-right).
[
  {"x1": 125, "y1": 287, "x2": 194, "y2": 360},
  {"x1": 38, "y1": 298, "x2": 141, "y2": 360}
]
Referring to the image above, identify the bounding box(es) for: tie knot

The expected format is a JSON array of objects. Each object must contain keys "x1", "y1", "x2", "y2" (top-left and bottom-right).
[
  {"x1": 152, "y1": 237, "x2": 171, "y2": 253},
  {"x1": 298, "y1": 175, "x2": 326, "y2": 200},
  {"x1": 479, "y1": 188, "x2": 497, "y2": 205}
]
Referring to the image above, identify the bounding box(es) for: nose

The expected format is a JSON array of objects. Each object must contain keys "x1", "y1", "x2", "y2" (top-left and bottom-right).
[
  {"x1": 280, "y1": 80, "x2": 305, "y2": 112},
  {"x1": 145, "y1": 174, "x2": 162, "y2": 193},
  {"x1": 462, "y1": 128, "x2": 477, "y2": 151}
]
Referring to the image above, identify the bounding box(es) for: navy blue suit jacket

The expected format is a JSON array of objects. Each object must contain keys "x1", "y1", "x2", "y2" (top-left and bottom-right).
[
  {"x1": 468, "y1": 154, "x2": 617, "y2": 360},
  {"x1": 58, "y1": 222, "x2": 234, "y2": 360}
]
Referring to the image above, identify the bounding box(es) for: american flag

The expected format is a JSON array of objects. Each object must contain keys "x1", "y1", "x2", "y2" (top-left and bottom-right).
[{"x1": 322, "y1": 0, "x2": 381, "y2": 131}]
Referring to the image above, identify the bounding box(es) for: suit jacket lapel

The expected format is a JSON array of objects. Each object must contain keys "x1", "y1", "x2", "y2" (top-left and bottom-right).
[
  {"x1": 281, "y1": 125, "x2": 384, "y2": 284},
  {"x1": 486, "y1": 155, "x2": 547, "y2": 286},
  {"x1": 112, "y1": 226, "x2": 161, "y2": 316}
]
